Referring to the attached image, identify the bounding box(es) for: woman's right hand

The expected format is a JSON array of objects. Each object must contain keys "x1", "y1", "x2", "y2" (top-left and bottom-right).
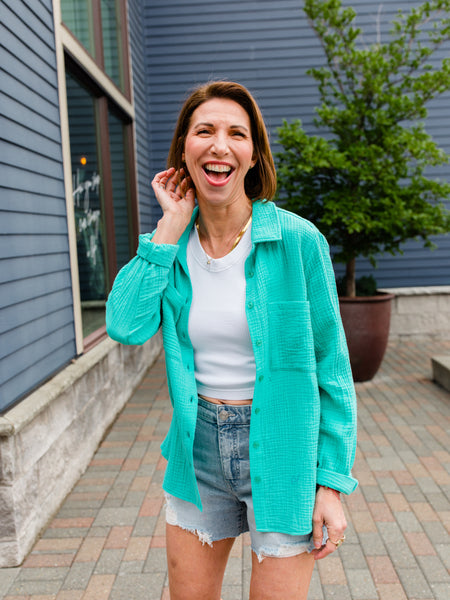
[
  {"x1": 151, "y1": 167, "x2": 196, "y2": 244},
  {"x1": 152, "y1": 167, "x2": 195, "y2": 219}
]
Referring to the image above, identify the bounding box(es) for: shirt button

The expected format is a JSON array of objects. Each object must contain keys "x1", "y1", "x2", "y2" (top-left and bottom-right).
[
  {"x1": 247, "y1": 301, "x2": 254, "y2": 309},
  {"x1": 253, "y1": 441, "x2": 260, "y2": 449},
  {"x1": 254, "y1": 476, "x2": 261, "y2": 484},
  {"x1": 258, "y1": 375, "x2": 264, "y2": 382},
  {"x1": 255, "y1": 340, "x2": 262, "y2": 347},
  {"x1": 254, "y1": 407, "x2": 261, "y2": 414},
  {"x1": 248, "y1": 271, "x2": 254, "y2": 278}
]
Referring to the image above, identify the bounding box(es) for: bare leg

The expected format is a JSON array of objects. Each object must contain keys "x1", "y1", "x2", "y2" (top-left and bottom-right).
[
  {"x1": 249, "y1": 550, "x2": 315, "y2": 600},
  {"x1": 166, "y1": 523, "x2": 235, "y2": 600}
]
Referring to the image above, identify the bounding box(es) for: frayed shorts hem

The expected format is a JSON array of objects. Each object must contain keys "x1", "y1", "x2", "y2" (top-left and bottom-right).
[
  {"x1": 251, "y1": 539, "x2": 317, "y2": 563},
  {"x1": 165, "y1": 493, "x2": 325, "y2": 562},
  {"x1": 165, "y1": 499, "x2": 216, "y2": 547}
]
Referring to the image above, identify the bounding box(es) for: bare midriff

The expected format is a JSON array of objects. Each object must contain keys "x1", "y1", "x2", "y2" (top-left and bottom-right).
[{"x1": 198, "y1": 394, "x2": 252, "y2": 406}]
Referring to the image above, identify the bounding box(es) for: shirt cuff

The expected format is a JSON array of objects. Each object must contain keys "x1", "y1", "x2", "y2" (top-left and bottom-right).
[
  {"x1": 137, "y1": 233, "x2": 179, "y2": 267},
  {"x1": 316, "y1": 468, "x2": 359, "y2": 495}
]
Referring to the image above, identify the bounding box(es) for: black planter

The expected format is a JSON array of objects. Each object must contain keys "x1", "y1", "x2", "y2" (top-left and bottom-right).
[{"x1": 339, "y1": 293, "x2": 395, "y2": 382}]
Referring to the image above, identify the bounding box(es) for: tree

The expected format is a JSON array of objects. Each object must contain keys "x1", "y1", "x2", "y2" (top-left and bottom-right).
[{"x1": 276, "y1": 0, "x2": 450, "y2": 296}]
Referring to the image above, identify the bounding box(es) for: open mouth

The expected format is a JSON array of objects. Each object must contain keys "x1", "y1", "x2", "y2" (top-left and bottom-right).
[{"x1": 202, "y1": 162, "x2": 234, "y2": 184}]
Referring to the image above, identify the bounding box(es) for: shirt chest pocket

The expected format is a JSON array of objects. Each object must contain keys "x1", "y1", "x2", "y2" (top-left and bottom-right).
[{"x1": 268, "y1": 301, "x2": 316, "y2": 372}]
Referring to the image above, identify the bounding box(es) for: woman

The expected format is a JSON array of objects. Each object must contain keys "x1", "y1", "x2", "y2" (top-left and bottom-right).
[{"x1": 106, "y1": 81, "x2": 358, "y2": 600}]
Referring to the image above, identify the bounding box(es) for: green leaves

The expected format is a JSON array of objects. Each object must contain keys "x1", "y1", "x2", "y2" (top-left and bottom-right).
[{"x1": 276, "y1": 0, "x2": 450, "y2": 285}]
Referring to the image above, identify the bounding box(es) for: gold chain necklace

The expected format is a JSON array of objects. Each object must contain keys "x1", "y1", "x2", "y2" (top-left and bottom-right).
[{"x1": 196, "y1": 214, "x2": 252, "y2": 263}]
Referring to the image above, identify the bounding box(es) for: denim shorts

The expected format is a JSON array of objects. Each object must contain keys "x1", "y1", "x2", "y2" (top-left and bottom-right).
[{"x1": 165, "y1": 396, "x2": 324, "y2": 561}]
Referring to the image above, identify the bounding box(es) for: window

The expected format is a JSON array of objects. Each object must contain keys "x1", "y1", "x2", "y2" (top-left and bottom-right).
[
  {"x1": 66, "y1": 65, "x2": 136, "y2": 341},
  {"x1": 59, "y1": 1, "x2": 137, "y2": 349}
]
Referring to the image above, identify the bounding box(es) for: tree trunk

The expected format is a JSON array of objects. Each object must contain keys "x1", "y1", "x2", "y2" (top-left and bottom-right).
[{"x1": 345, "y1": 258, "x2": 356, "y2": 297}]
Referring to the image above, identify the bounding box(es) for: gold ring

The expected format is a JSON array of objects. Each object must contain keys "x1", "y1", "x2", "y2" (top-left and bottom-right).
[{"x1": 329, "y1": 535, "x2": 345, "y2": 548}]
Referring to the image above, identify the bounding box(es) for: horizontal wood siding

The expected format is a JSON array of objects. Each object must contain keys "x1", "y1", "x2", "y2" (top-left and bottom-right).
[
  {"x1": 128, "y1": 0, "x2": 154, "y2": 233},
  {"x1": 0, "y1": 0, "x2": 76, "y2": 412},
  {"x1": 143, "y1": 0, "x2": 449, "y2": 285}
]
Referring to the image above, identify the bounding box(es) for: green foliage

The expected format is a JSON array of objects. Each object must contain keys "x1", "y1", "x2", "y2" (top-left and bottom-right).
[{"x1": 276, "y1": 0, "x2": 450, "y2": 294}]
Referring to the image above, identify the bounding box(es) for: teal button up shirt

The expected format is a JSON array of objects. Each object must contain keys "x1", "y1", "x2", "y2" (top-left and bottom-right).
[{"x1": 106, "y1": 200, "x2": 358, "y2": 535}]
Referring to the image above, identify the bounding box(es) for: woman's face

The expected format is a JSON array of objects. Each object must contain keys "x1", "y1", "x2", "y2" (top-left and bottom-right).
[{"x1": 183, "y1": 98, "x2": 256, "y2": 207}]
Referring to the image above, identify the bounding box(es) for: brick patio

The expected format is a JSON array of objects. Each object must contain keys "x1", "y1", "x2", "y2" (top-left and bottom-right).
[{"x1": 0, "y1": 339, "x2": 449, "y2": 599}]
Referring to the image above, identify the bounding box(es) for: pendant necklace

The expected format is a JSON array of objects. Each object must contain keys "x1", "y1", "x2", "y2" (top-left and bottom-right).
[{"x1": 196, "y1": 214, "x2": 252, "y2": 265}]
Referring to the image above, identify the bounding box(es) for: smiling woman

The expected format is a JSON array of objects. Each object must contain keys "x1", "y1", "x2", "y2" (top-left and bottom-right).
[
  {"x1": 182, "y1": 98, "x2": 256, "y2": 221},
  {"x1": 167, "y1": 81, "x2": 276, "y2": 204},
  {"x1": 106, "y1": 81, "x2": 357, "y2": 600}
]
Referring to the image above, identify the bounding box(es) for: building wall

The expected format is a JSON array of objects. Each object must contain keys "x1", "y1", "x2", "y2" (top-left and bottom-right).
[
  {"x1": 143, "y1": 0, "x2": 450, "y2": 285},
  {"x1": 0, "y1": 1, "x2": 448, "y2": 411},
  {"x1": 0, "y1": 0, "x2": 76, "y2": 412}
]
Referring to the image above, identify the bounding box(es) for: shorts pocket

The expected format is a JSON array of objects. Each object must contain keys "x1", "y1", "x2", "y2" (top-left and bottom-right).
[{"x1": 268, "y1": 301, "x2": 315, "y2": 372}]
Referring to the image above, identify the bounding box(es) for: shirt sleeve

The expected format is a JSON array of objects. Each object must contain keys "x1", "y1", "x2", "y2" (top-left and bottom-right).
[
  {"x1": 105, "y1": 233, "x2": 179, "y2": 345},
  {"x1": 305, "y1": 230, "x2": 358, "y2": 495}
]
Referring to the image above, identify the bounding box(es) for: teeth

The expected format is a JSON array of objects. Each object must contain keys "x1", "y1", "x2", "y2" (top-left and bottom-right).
[{"x1": 204, "y1": 163, "x2": 232, "y2": 173}]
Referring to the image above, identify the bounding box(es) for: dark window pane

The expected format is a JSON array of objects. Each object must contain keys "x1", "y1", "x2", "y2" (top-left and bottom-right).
[
  {"x1": 66, "y1": 70, "x2": 107, "y2": 337},
  {"x1": 108, "y1": 109, "x2": 131, "y2": 270},
  {"x1": 61, "y1": 0, "x2": 94, "y2": 57},
  {"x1": 101, "y1": 0, "x2": 123, "y2": 89}
]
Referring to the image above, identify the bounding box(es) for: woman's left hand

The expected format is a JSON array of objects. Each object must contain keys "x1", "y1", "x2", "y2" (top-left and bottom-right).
[{"x1": 310, "y1": 486, "x2": 347, "y2": 560}]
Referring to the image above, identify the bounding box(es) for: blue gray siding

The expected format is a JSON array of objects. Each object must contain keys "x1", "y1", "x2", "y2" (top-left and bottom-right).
[
  {"x1": 0, "y1": 0, "x2": 75, "y2": 412},
  {"x1": 143, "y1": 0, "x2": 449, "y2": 286},
  {"x1": 128, "y1": 0, "x2": 154, "y2": 234}
]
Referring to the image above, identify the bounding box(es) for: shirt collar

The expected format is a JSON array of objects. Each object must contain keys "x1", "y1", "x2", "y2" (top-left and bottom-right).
[{"x1": 251, "y1": 200, "x2": 282, "y2": 243}]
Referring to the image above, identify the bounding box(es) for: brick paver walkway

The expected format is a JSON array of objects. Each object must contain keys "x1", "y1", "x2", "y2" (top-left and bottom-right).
[{"x1": 0, "y1": 340, "x2": 449, "y2": 599}]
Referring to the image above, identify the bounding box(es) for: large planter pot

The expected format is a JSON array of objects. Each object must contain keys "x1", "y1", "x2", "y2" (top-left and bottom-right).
[{"x1": 339, "y1": 293, "x2": 395, "y2": 382}]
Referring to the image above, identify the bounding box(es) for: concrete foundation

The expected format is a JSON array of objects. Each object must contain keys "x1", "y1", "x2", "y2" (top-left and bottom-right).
[
  {"x1": 379, "y1": 286, "x2": 450, "y2": 341},
  {"x1": 379, "y1": 287, "x2": 450, "y2": 390},
  {"x1": 0, "y1": 334, "x2": 162, "y2": 567}
]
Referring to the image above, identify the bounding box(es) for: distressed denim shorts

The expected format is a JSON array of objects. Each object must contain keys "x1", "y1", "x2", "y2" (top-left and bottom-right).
[{"x1": 165, "y1": 396, "x2": 323, "y2": 561}]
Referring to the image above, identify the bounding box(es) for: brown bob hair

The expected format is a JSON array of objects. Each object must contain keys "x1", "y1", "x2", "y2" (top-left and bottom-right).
[{"x1": 167, "y1": 81, "x2": 277, "y2": 201}]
